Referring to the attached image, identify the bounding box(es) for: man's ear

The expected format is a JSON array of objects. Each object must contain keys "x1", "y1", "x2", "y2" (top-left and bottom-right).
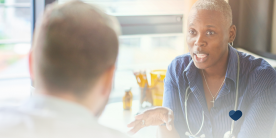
[
  {"x1": 101, "y1": 65, "x2": 116, "y2": 97},
  {"x1": 28, "y1": 51, "x2": 34, "y2": 81},
  {"x1": 229, "y1": 25, "x2": 237, "y2": 43}
]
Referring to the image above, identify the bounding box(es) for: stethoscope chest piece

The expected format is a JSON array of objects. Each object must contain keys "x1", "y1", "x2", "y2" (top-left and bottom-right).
[{"x1": 224, "y1": 131, "x2": 235, "y2": 138}]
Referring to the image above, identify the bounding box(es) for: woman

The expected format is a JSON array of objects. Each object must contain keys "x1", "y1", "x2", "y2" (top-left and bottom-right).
[{"x1": 127, "y1": 0, "x2": 276, "y2": 138}]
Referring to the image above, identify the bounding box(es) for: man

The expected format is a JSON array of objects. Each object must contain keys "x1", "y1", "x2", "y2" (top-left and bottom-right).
[
  {"x1": 128, "y1": 0, "x2": 276, "y2": 138},
  {"x1": 0, "y1": 1, "x2": 129, "y2": 138}
]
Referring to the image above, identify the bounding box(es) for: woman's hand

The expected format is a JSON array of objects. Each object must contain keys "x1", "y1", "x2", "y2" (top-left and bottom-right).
[{"x1": 127, "y1": 107, "x2": 174, "y2": 134}]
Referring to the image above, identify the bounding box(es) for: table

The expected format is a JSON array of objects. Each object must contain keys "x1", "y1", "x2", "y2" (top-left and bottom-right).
[{"x1": 99, "y1": 100, "x2": 157, "y2": 138}]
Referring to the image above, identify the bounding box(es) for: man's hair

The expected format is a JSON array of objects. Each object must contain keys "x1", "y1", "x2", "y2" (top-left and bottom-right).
[
  {"x1": 192, "y1": 0, "x2": 232, "y2": 26},
  {"x1": 33, "y1": 1, "x2": 119, "y2": 97}
]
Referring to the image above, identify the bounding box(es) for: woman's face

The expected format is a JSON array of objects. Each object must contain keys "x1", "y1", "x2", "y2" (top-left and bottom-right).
[{"x1": 186, "y1": 9, "x2": 234, "y2": 69}]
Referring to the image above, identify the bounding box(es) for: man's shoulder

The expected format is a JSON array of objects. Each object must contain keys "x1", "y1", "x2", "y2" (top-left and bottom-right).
[
  {"x1": 0, "y1": 106, "x2": 29, "y2": 137},
  {"x1": 0, "y1": 106, "x2": 131, "y2": 138},
  {"x1": 0, "y1": 106, "x2": 26, "y2": 125}
]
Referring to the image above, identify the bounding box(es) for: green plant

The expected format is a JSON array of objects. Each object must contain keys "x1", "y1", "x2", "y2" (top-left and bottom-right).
[
  {"x1": 7, "y1": 56, "x2": 20, "y2": 64},
  {"x1": 0, "y1": 34, "x2": 10, "y2": 50},
  {"x1": 0, "y1": 44, "x2": 11, "y2": 50},
  {"x1": 0, "y1": 0, "x2": 5, "y2": 4}
]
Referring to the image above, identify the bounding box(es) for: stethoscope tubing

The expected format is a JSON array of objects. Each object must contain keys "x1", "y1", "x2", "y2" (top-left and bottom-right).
[
  {"x1": 184, "y1": 51, "x2": 240, "y2": 138},
  {"x1": 185, "y1": 87, "x2": 205, "y2": 137},
  {"x1": 231, "y1": 51, "x2": 240, "y2": 134}
]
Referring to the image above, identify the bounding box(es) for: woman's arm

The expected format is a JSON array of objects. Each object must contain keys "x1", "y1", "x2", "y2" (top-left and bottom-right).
[{"x1": 128, "y1": 58, "x2": 185, "y2": 137}]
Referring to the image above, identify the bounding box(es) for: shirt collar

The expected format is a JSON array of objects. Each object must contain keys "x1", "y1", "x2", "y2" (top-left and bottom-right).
[
  {"x1": 183, "y1": 45, "x2": 239, "y2": 90},
  {"x1": 225, "y1": 45, "x2": 238, "y2": 90},
  {"x1": 183, "y1": 55, "x2": 210, "y2": 117},
  {"x1": 183, "y1": 56, "x2": 197, "y2": 88}
]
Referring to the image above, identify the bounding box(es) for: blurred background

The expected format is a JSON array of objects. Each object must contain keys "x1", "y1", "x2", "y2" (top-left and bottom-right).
[
  {"x1": 0, "y1": 0, "x2": 31, "y2": 107},
  {"x1": 1, "y1": 0, "x2": 276, "y2": 107},
  {"x1": 0, "y1": 0, "x2": 187, "y2": 106},
  {"x1": 1, "y1": 0, "x2": 276, "y2": 137}
]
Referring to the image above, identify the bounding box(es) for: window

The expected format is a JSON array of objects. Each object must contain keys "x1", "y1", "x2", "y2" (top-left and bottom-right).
[
  {"x1": 0, "y1": 0, "x2": 31, "y2": 106},
  {"x1": 59, "y1": 0, "x2": 185, "y2": 15},
  {"x1": 110, "y1": 34, "x2": 185, "y2": 102},
  {"x1": 59, "y1": 0, "x2": 187, "y2": 102},
  {"x1": 0, "y1": 0, "x2": 186, "y2": 106}
]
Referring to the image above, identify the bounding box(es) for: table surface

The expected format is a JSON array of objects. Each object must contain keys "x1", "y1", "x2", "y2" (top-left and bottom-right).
[{"x1": 99, "y1": 100, "x2": 157, "y2": 138}]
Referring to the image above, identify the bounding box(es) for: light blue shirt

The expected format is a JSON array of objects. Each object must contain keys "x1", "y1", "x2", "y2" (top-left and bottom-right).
[
  {"x1": 163, "y1": 46, "x2": 276, "y2": 138},
  {"x1": 0, "y1": 94, "x2": 130, "y2": 138}
]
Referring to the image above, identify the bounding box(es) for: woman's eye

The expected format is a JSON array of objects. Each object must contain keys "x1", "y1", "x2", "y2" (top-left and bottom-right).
[
  {"x1": 189, "y1": 30, "x2": 196, "y2": 35},
  {"x1": 207, "y1": 31, "x2": 215, "y2": 35}
]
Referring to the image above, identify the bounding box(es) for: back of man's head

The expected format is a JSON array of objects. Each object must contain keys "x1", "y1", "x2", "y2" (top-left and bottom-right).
[{"x1": 32, "y1": 1, "x2": 119, "y2": 97}]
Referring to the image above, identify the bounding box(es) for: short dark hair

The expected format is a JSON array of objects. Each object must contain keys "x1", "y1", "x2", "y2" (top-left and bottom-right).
[{"x1": 33, "y1": 1, "x2": 119, "y2": 97}]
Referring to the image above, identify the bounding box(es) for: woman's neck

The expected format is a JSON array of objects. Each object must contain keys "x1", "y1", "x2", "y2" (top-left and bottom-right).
[{"x1": 202, "y1": 50, "x2": 229, "y2": 79}]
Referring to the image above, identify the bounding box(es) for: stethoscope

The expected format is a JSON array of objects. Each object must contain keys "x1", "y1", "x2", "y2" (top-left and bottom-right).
[{"x1": 184, "y1": 51, "x2": 240, "y2": 138}]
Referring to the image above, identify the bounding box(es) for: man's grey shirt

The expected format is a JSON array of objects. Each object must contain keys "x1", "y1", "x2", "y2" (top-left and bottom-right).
[{"x1": 0, "y1": 94, "x2": 130, "y2": 138}]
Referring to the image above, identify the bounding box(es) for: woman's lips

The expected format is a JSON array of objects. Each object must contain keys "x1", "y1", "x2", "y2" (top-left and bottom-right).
[{"x1": 193, "y1": 53, "x2": 208, "y2": 63}]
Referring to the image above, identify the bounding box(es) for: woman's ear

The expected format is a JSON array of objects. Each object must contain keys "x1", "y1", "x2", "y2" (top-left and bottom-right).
[{"x1": 229, "y1": 25, "x2": 237, "y2": 43}]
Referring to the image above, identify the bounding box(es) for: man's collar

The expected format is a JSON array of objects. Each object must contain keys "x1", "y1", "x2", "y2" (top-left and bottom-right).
[{"x1": 22, "y1": 93, "x2": 96, "y2": 121}]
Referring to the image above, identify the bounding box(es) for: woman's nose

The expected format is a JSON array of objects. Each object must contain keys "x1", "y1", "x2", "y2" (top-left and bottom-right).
[{"x1": 194, "y1": 35, "x2": 206, "y2": 47}]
